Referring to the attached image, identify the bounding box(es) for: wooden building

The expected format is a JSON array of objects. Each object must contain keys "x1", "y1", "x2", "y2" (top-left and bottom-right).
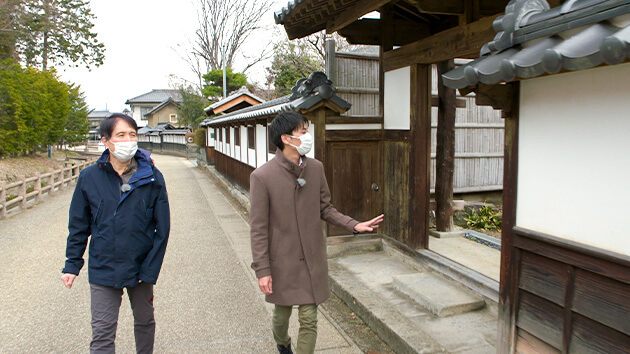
[
  {"x1": 138, "y1": 122, "x2": 190, "y2": 156},
  {"x1": 441, "y1": 1, "x2": 630, "y2": 352},
  {"x1": 275, "y1": 0, "x2": 630, "y2": 352}
]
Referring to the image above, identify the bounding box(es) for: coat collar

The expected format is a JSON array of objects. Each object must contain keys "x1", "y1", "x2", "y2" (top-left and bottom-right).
[{"x1": 274, "y1": 148, "x2": 307, "y2": 178}]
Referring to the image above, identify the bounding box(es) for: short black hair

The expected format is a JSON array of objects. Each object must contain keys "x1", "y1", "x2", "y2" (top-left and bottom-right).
[
  {"x1": 269, "y1": 112, "x2": 308, "y2": 150},
  {"x1": 100, "y1": 113, "x2": 138, "y2": 140}
]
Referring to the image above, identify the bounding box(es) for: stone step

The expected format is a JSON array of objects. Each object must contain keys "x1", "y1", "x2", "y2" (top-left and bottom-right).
[{"x1": 392, "y1": 273, "x2": 485, "y2": 317}]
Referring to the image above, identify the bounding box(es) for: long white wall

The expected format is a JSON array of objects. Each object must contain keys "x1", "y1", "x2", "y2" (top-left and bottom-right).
[{"x1": 517, "y1": 62, "x2": 630, "y2": 256}]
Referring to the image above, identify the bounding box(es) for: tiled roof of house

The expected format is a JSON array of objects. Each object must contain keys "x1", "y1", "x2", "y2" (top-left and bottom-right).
[
  {"x1": 144, "y1": 97, "x2": 179, "y2": 117},
  {"x1": 442, "y1": 0, "x2": 630, "y2": 89},
  {"x1": 204, "y1": 86, "x2": 265, "y2": 114},
  {"x1": 88, "y1": 110, "x2": 113, "y2": 119},
  {"x1": 125, "y1": 89, "x2": 182, "y2": 104},
  {"x1": 200, "y1": 72, "x2": 351, "y2": 127}
]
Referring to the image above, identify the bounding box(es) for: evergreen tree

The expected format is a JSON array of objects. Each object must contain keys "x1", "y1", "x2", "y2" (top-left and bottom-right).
[
  {"x1": 177, "y1": 87, "x2": 209, "y2": 129},
  {"x1": 15, "y1": 0, "x2": 105, "y2": 70},
  {"x1": 201, "y1": 67, "x2": 248, "y2": 98}
]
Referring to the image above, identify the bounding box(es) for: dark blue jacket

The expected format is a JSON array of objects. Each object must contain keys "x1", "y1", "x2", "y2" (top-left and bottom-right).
[{"x1": 62, "y1": 148, "x2": 170, "y2": 288}]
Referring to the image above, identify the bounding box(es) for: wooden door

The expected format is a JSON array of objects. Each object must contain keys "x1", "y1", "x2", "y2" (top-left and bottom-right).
[{"x1": 325, "y1": 141, "x2": 382, "y2": 236}]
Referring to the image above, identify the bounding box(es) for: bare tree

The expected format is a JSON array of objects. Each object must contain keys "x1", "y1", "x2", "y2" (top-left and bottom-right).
[{"x1": 189, "y1": 0, "x2": 273, "y2": 75}]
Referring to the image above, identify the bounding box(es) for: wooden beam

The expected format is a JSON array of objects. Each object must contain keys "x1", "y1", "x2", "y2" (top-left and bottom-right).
[
  {"x1": 497, "y1": 82, "x2": 520, "y2": 354},
  {"x1": 435, "y1": 60, "x2": 456, "y2": 232},
  {"x1": 409, "y1": 63, "x2": 432, "y2": 249},
  {"x1": 326, "y1": 0, "x2": 391, "y2": 34},
  {"x1": 338, "y1": 18, "x2": 431, "y2": 47},
  {"x1": 407, "y1": 0, "x2": 464, "y2": 15},
  {"x1": 383, "y1": 14, "x2": 499, "y2": 72}
]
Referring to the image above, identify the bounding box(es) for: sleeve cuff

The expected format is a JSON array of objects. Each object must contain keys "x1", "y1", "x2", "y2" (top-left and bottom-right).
[
  {"x1": 62, "y1": 264, "x2": 80, "y2": 275},
  {"x1": 251, "y1": 259, "x2": 271, "y2": 278}
]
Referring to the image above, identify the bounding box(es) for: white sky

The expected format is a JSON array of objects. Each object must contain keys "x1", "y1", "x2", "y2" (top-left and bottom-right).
[{"x1": 58, "y1": 0, "x2": 283, "y2": 113}]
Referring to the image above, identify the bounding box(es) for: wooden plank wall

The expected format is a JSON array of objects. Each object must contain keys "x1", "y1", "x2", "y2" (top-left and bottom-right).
[
  {"x1": 214, "y1": 151, "x2": 255, "y2": 191},
  {"x1": 510, "y1": 227, "x2": 630, "y2": 353}
]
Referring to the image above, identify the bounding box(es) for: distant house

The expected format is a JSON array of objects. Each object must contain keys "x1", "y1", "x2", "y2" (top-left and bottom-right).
[
  {"x1": 125, "y1": 89, "x2": 182, "y2": 128},
  {"x1": 87, "y1": 110, "x2": 113, "y2": 141},
  {"x1": 204, "y1": 86, "x2": 264, "y2": 116},
  {"x1": 143, "y1": 97, "x2": 181, "y2": 127}
]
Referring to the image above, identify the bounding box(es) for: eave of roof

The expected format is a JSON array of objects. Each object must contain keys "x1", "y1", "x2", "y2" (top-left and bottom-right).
[
  {"x1": 442, "y1": 0, "x2": 630, "y2": 89},
  {"x1": 200, "y1": 72, "x2": 351, "y2": 127},
  {"x1": 144, "y1": 98, "x2": 179, "y2": 117}
]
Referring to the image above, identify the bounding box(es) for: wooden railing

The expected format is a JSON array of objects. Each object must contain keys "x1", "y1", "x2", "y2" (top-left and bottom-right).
[{"x1": 0, "y1": 158, "x2": 95, "y2": 219}]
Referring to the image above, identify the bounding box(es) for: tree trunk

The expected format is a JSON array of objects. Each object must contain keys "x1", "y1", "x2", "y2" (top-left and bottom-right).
[
  {"x1": 42, "y1": 30, "x2": 48, "y2": 70},
  {"x1": 435, "y1": 60, "x2": 456, "y2": 231}
]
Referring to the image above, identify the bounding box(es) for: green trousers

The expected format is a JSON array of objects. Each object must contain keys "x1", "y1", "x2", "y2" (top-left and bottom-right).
[{"x1": 272, "y1": 304, "x2": 318, "y2": 354}]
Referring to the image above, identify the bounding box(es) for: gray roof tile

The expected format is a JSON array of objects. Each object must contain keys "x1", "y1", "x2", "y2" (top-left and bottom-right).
[
  {"x1": 125, "y1": 90, "x2": 182, "y2": 104},
  {"x1": 443, "y1": 0, "x2": 630, "y2": 89}
]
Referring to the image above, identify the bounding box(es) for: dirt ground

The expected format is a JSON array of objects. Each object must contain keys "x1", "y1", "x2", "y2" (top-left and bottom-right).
[{"x1": 0, "y1": 151, "x2": 83, "y2": 182}]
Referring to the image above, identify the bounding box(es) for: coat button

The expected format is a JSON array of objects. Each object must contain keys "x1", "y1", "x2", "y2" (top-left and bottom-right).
[
  {"x1": 300, "y1": 257, "x2": 305, "y2": 261},
  {"x1": 252, "y1": 263, "x2": 257, "y2": 267}
]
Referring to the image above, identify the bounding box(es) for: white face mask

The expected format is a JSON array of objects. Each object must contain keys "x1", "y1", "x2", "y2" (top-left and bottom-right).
[
  {"x1": 288, "y1": 132, "x2": 313, "y2": 156},
  {"x1": 110, "y1": 141, "x2": 137, "y2": 162}
]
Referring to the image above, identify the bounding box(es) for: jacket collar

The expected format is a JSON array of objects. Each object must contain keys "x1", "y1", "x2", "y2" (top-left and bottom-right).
[
  {"x1": 97, "y1": 148, "x2": 154, "y2": 183},
  {"x1": 274, "y1": 148, "x2": 307, "y2": 178}
]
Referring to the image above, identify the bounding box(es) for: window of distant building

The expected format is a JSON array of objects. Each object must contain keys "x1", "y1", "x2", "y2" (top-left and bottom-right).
[
  {"x1": 247, "y1": 126, "x2": 255, "y2": 149},
  {"x1": 169, "y1": 114, "x2": 177, "y2": 123},
  {"x1": 234, "y1": 126, "x2": 240, "y2": 146}
]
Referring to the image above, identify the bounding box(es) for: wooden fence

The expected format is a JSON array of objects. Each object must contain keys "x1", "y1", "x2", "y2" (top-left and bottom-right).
[
  {"x1": 327, "y1": 46, "x2": 504, "y2": 193},
  {"x1": 0, "y1": 159, "x2": 95, "y2": 219}
]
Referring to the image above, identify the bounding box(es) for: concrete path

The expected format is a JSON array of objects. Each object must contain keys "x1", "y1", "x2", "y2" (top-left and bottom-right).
[{"x1": 0, "y1": 154, "x2": 359, "y2": 353}]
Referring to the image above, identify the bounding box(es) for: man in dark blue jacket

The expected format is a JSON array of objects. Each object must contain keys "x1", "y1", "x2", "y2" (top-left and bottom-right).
[{"x1": 61, "y1": 113, "x2": 170, "y2": 354}]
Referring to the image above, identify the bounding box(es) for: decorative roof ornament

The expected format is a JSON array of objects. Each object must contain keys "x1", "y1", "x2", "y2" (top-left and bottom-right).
[
  {"x1": 483, "y1": 0, "x2": 550, "y2": 55},
  {"x1": 290, "y1": 71, "x2": 335, "y2": 100}
]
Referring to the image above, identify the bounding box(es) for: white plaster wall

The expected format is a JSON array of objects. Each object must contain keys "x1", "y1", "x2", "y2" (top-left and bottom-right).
[
  {"x1": 256, "y1": 124, "x2": 267, "y2": 168},
  {"x1": 306, "y1": 121, "x2": 315, "y2": 159},
  {"x1": 248, "y1": 149, "x2": 256, "y2": 167},
  {"x1": 384, "y1": 66, "x2": 411, "y2": 130},
  {"x1": 517, "y1": 62, "x2": 630, "y2": 256},
  {"x1": 222, "y1": 127, "x2": 226, "y2": 154},
  {"x1": 240, "y1": 126, "x2": 248, "y2": 163}
]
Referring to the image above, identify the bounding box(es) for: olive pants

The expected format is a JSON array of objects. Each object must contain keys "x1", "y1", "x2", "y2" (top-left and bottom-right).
[{"x1": 272, "y1": 304, "x2": 318, "y2": 354}]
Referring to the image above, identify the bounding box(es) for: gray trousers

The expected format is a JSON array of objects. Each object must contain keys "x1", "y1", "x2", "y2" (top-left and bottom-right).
[{"x1": 90, "y1": 282, "x2": 155, "y2": 354}]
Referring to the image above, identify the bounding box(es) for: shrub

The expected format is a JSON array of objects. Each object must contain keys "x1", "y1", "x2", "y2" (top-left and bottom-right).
[
  {"x1": 465, "y1": 204, "x2": 502, "y2": 231},
  {"x1": 194, "y1": 128, "x2": 206, "y2": 148}
]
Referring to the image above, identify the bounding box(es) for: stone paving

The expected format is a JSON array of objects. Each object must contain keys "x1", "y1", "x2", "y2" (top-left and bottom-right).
[{"x1": 0, "y1": 154, "x2": 359, "y2": 353}]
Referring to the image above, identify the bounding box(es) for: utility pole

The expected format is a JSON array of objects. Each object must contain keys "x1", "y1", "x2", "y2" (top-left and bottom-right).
[{"x1": 222, "y1": 45, "x2": 227, "y2": 98}]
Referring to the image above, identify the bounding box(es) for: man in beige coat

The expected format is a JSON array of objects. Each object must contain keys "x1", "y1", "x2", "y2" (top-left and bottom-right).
[{"x1": 250, "y1": 112, "x2": 384, "y2": 354}]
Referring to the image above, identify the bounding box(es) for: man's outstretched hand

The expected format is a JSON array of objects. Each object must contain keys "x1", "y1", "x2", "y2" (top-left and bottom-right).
[
  {"x1": 354, "y1": 214, "x2": 385, "y2": 233},
  {"x1": 258, "y1": 275, "x2": 273, "y2": 295},
  {"x1": 61, "y1": 273, "x2": 76, "y2": 289}
]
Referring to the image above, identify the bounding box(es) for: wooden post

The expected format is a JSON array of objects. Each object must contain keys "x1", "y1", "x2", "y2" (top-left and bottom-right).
[
  {"x1": 409, "y1": 64, "x2": 432, "y2": 249},
  {"x1": 325, "y1": 39, "x2": 336, "y2": 85},
  {"x1": 379, "y1": 4, "x2": 394, "y2": 118},
  {"x1": 435, "y1": 60, "x2": 456, "y2": 231},
  {"x1": 313, "y1": 109, "x2": 326, "y2": 163},
  {"x1": 498, "y1": 82, "x2": 520, "y2": 353},
  {"x1": 18, "y1": 175, "x2": 26, "y2": 210},
  {"x1": 35, "y1": 173, "x2": 42, "y2": 203},
  {"x1": 1, "y1": 180, "x2": 6, "y2": 219},
  {"x1": 48, "y1": 168, "x2": 55, "y2": 195},
  {"x1": 60, "y1": 167, "x2": 66, "y2": 190}
]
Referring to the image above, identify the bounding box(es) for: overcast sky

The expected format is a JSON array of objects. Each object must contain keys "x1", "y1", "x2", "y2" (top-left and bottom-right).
[{"x1": 58, "y1": 0, "x2": 282, "y2": 113}]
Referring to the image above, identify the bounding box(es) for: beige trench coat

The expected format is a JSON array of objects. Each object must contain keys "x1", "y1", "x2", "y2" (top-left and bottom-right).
[{"x1": 249, "y1": 149, "x2": 358, "y2": 306}]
